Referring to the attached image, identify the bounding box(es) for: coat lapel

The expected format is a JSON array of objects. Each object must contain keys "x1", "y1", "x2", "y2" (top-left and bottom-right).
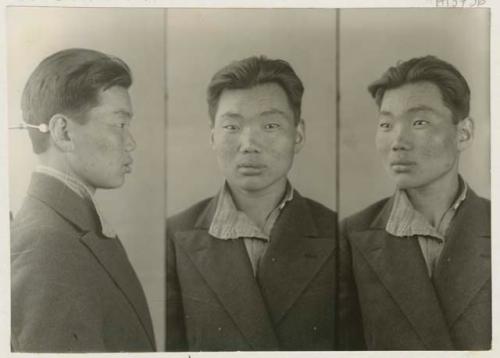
[
  {"x1": 432, "y1": 190, "x2": 491, "y2": 328},
  {"x1": 80, "y1": 233, "x2": 156, "y2": 348},
  {"x1": 350, "y1": 198, "x2": 453, "y2": 349},
  {"x1": 257, "y1": 192, "x2": 335, "y2": 325},
  {"x1": 28, "y1": 173, "x2": 156, "y2": 349},
  {"x1": 175, "y1": 197, "x2": 279, "y2": 350}
]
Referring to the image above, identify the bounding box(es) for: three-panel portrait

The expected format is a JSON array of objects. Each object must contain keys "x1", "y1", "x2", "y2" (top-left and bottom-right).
[{"x1": 6, "y1": 5, "x2": 491, "y2": 354}]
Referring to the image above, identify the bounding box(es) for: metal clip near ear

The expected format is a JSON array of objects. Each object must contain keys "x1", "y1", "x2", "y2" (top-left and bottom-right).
[{"x1": 8, "y1": 122, "x2": 49, "y2": 133}]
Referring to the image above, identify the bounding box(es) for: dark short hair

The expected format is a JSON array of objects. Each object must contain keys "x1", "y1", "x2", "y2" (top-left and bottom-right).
[
  {"x1": 207, "y1": 56, "x2": 304, "y2": 125},
  {"x1": 368, "y1": 55, "x2": 470, "y2": 123},
  {"x1": 21, "y1": 48, "x2": 132, "y2": 153}
]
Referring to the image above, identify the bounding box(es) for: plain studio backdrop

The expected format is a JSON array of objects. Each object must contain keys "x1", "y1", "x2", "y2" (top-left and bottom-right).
[{"x1": 7, "y1": 7, "x2": 166, "y2": 349}]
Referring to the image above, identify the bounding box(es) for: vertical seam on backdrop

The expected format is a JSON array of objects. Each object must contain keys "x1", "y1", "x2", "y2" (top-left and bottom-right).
[
  {"x1": 162, "y1": 8, "x2": 168, "y2": 351},
  {"x1": 334, "y1": 8, "x2": 341, "y2": 349},
  {"x1": 335, "y1": 9, "x2": 341, "y2": 217}
]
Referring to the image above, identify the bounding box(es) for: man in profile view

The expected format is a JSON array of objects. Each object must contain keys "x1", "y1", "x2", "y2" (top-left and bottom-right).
[
  {"x1": 166, "y1": 56, "x2": 337, "y2": 351},
  {"x1": 338, "y1": 55, "x2": 490, "y2": 350},
  {"x1": 11, "y1": 48, "x2": 156, "y2": 352}
]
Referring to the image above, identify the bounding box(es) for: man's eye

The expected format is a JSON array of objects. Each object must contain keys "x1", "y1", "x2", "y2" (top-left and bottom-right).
[
  {"x1": 413, "y1": 119, "x2": 429, "y2": 127},
  {"x1": 222, "y1": 124, "x2": 238, "y2": 131},
  {"x1": 264, "y1": 123, "x2": 280, "y2": 130},
  {"x1": 378, "y1": 122, "x2": 392, "y2": 130}
]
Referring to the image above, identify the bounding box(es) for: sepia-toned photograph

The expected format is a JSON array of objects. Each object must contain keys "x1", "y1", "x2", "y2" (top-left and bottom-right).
[{"x1": 2, "y1": 1, "x2": 494, "y2": 356}]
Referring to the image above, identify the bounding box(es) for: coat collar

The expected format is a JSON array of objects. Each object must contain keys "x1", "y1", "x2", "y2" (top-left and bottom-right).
[
  {"x1": 369, "y1": 195, "x2": 394, "y2": 230},
  {"x1": 175, "y1": 190, "x2": 333, "y2": 349},
  {"x1": 350, "y1": 188, "x2": 490, "y2": 349},
  {"x1": 432, "y1": 189, "x2": 490, "y2": 327},
  {"x1": 27, "y1": 172, "x2": 99, "y2": 233},
  {"x1": 27, "y1": 172, "x2": 156, "y2": 349}
]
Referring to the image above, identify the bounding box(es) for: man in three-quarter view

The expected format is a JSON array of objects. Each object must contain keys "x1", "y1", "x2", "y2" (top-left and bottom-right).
[
  {"x1": 338, "y1": 55, "x2": 490, "y2": 350},
  {"x1": 11, "y1": 48, "x2": 156, "y2": 352},
  {"x1": 166, "y1": 56, "x2": 337, "y2": 351}
]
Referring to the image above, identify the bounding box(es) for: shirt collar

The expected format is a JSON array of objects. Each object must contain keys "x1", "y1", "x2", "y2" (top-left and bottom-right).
[
  {"x1": 35, "y1": 165, "x2": 117, "y2": 239},
  {"x1": 209, "y1": 181, "x2": 294, "y2": 241},
  {"x1": 386, "y1": 176, "x2": 468, "y2": 240},
  {"x1": 36, "y1": 165, "x2": 93, "y2": 199}
]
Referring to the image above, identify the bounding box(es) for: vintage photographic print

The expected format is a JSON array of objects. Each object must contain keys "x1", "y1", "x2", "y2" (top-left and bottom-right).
[{"x1": 2, "y1": 1, "x2": 494, "y2": 356}]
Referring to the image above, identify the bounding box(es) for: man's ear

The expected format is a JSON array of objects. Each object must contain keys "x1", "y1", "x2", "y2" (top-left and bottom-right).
[
  {"x1": 294, "y1": 119, "x2": 305, "y2": 154},
  {"x1": 48, "y1": 114, "x2": 74, "y2": 152},
  {"x1": 457, "y1": 117, "x2": 474, "y2": 152}
]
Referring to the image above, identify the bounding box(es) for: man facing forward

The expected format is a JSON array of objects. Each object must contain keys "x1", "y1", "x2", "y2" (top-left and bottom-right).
[
  {"x1": 338, "y1": 55, "x2": 490, "y2": 350},
  {"x1": 167, "y1": 56, "x2": 337, "y2": 351},
  {"x1": 11, "y1": 49, "x2": 156, "y2": 352}
]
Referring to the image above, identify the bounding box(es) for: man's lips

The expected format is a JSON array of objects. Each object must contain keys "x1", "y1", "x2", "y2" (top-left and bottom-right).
[
  {"x1": 390, "y1": 160, "x2": 416, "y2": 166},
  {"x1": 237, "y1": 163, "x2": 266, "y2": 169},
  {"x1": 123, "y1": 159, "x2": 133, "y2": 173},
  {"x1": 390, "y1": 160, "x2": 416, "y2": 172},
  {"x1": 237, "y1": 162, "x2": 266, "y2": 175}
]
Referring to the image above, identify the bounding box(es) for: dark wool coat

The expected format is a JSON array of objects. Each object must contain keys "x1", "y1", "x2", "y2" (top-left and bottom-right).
[
  {"x1": 166, "y1": 191, "x2": 337, "y2": 351},
  {"x1": 337, "y1": 189, "x2": 491, "y2": 350},
  {"x1": 11, "y1": 173, "x2": 156, "y2": 352}
]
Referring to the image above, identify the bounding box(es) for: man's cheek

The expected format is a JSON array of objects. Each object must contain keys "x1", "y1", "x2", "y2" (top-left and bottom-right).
[{"x1": 419, "y1": 137, "x2": 450, "y2": 159}]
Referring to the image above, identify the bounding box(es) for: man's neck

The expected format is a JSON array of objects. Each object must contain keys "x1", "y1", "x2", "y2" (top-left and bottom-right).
[
  {"x1": 37, "y1": 153, "x2": 96, "y2": 195},
  {"x1": 405, "y1": 173, "x2": 460, "y2": 227},
  {"x1": 228, "y1": 178, "x2": 288, "y2": 230}
]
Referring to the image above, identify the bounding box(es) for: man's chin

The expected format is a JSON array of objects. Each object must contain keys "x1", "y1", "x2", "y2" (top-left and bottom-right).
[
  {"x1": 94, "y1": 178, "x2": 126, "y2": 190},
  {"x1": 393, "y1": 177, "x2": 416, "y2": 190},
  {"x1": 229, "y1": 177, "x2": 268, "y2": 193},
  {"x1": 388, "y1": 170, "x2": 418, "y2": 189}
]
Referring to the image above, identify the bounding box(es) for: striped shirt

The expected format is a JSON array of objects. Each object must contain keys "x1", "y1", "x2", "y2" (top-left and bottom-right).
[
  {"x1": 35, "y1": 165, "x2": 117, "y2": 239},
  {"x1": 209, "y1": 182, "x2": 294, "y2": 276},
  {"x1": 386, "y1": 178, "x2": 468, "y2": 277}
]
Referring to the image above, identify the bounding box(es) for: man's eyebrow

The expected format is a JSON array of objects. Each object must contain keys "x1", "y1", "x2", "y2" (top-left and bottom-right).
[
  {"x1": 219, "y1": 112, "x2": 243, "y2": 119},
  {"x1": 379, "y1": 105, "x2": 438, "y2": 117},
  {"x1": 260, "y1": 108, "x2": 291, "y2": 119},
  {"x1": 406, "y1": 105, "x2": 438, "y2": 114}
]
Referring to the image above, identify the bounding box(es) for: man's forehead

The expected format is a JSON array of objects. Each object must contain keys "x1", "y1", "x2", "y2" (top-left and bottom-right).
[
  {"x1": 380, "y1": 82, "x2": 448, "y2": 115},
  {"x1": 91, "y1": 87, "x2": 133, "y2": 116},
  {"x1": 216, "y1": 84, "x2": 293, "y2": 119}
]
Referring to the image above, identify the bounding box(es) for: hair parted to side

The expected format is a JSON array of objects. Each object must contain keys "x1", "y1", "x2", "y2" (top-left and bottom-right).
[
  {"x1": 21, "y1": 48, "x2": 132, "y2": 154},
  {"x1": 368, "y1": 55, "x2": 470, "y2": 123},
  {"x1": 207, "y1": 55, "x2": 304, "y2": 125}
]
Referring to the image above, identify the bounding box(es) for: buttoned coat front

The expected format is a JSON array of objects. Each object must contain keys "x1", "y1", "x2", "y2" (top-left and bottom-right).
[
  {"x1": 11, "y1": 173, "x2": 156, "y2": 352},
  {"x1": 166, "y1": 191, "x2": 337, "y2": 351},
  {"x1": 337, "y1": 189, "x2": 491, "y2": 350}
]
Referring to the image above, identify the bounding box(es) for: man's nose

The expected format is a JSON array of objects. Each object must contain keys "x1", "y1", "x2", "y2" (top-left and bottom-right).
[
  {"x1": 125, "y1": 129, "x2": 136, "y2": 152},
  {"x1": 391, "y1": 123, "x2": 412, "y2": 151},
  {"x1": 238, "y1": 126, "x2": 261, "y2": 153}
]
